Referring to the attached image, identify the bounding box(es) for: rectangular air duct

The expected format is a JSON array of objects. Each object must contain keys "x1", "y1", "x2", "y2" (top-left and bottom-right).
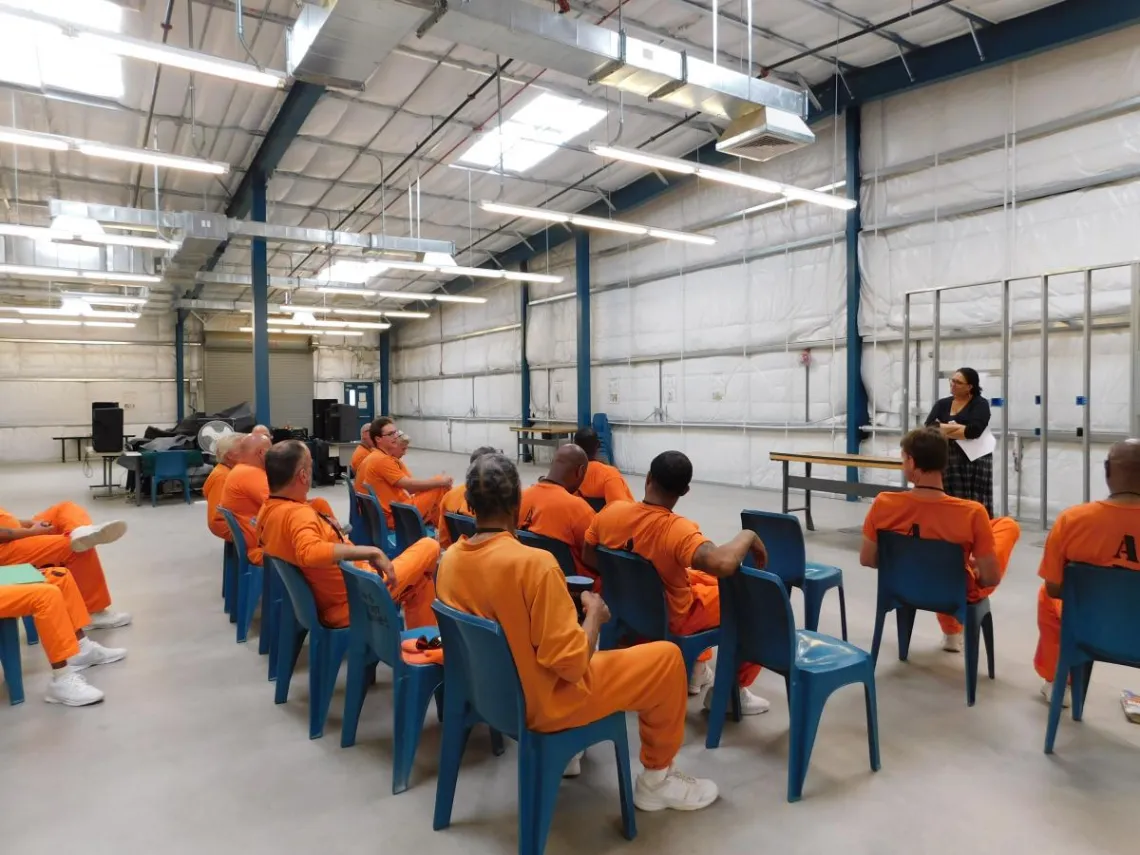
[
  {"x1": 716, "y1": 107, "x2": 815, "y2": 162},
  {"x1": 414, "y1": 0, "x2": 809, "y2": 124}
]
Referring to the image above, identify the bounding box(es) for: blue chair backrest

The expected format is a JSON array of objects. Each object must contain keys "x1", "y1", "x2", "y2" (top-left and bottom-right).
[
  {"x1": 517, "y1": 530, "x2": 577, "y2": 578},
  {"x1": 432, "y1": 600, "x2": 525, "y2": 739},
  {"x1": 877, "y1": 530, "x2": 968, "y2": 616},
  {"x1": 218, "y1": 507, "x2": 248, "y2": 558},
  {"x1": 265, "y1": 554, "x2": 319, "y2": 632},
  {"x1": 740, "y1": 510, "x2": 806, "y2": 585},
  {"x1": 391, "y1": 501, "x2": 427, "y2": 551},
  {"x1": 444, "y1": 512, "x2": 475, "y2": 544},
  {"x1": 594, "y1": 546, "x2": 669, "y2": 639},
  {"x1": 584, "y1": 497, "x2": 606, "y2": 513},
  {"x1": 154, "y1": 450, "x2": 190, "y2": 478},
  {"x1": 1061, "y1": 563, "x2": 1140, "y2": 667},
  {"x1": 720, "y1": 567, "x2": 797, "y2": 673},
  {"x1": 361, "y1": 488, "x2": 392, "y2": 547},
  {"x1": 340, "y1": 562, "x2": 404, "y2": 667},
  {"x1": 591, "y1": 413, "x2": 613, "y2": 464}
]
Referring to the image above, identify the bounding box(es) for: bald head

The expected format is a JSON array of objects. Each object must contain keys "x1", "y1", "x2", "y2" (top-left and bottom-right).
[
  {"x1": 238, "y1": 432, "x2": 271, "y2": 468},
  {"x1": 545, "y1": 443, "x2": 589, "y2": 494},
  {"x1": 1106, "y1": 439, "x2": 1140, "y2": 493},
  {"x1": 252, "y1": 424, "x2": 271, "y2": 439}
]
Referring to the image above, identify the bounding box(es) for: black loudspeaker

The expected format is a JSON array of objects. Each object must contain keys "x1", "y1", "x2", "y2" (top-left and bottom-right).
[
  {"x1": 327, "y1": 403, "x2": 359, "y2": 443},
  {"x1": 92, "y1": 406, "x2": 124, "y2": 453},
  {"x1": 312, "y1": 398, "x2": 338, "y2": 441}
]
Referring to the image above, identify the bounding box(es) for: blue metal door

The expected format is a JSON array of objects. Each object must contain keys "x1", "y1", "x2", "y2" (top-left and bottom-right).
[{"x1": 344, "y1": 382, "x2": 375, "y2": 431}]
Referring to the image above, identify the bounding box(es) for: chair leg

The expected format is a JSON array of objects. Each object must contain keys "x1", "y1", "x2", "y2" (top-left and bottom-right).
[
  {"x1": 235, "y1": 570, "x2": 252, "y2": 643},
  {"x1": 704, "y1": 649, "x2": 738, "y2": 749},
  {"x1": 1044, "y1": 652, "x2": 1073, "y2": 754},
  {"x1": 982, "y1": 611, "x2": 995, "y2": 679},
  {"x1": 895, "y1": 606, "x2": 916, "y2": 662},
  {"x1": 863, "y1": 675, "x2": 881, "y2": 772},
  {"x1": 22, "y1": 615, "x2": 38, "y2": 646},
  {"x1": 274, "y1": 619, "x2": 305, "y2": 705},
  {"x1": 870, "y1": 606, "x2": 887, "y2": 665},
  {"x1": 803, "y1": 584, "x2": 823, "y2": 633},
  {"x1": 1071, "y1": 661, "x2": 1093, "y2": 722},
  {"x1": 433, "y1": 688, "x2": 474, "y2": 830},
  {"x1": 340, "y1": 645, "x2": 369, "y2": 748},
  {"x1": 308, "y1": 633, "x2": 344, "y2": 740},
  {"x1": 787, "y1": 681, "x2": 823, "y2": 802},
  {"x1": 612, "y1": 731, "x2": 637, "y2": 841},
  {"x1": 964, "y1": 611, "x2": 981, "y2": 707},
  {"x1": 837, "y1": 586, "x2": 848, "y2": 641},
  {"x1": 531, "y1": 740, "x2": 570, "y2": 855},
  {"x1": 490, "y1": 727, "x2": 506, "y2": 756},
  {"x1": 258, "y1": 568, "x2": 273, "y2": 657},
  {"x1": 0, "y1": 620, "x2": 25, "y2": 706},
  {"x1": 392, "y1": 672, "x2": 438, "y2": 795}
]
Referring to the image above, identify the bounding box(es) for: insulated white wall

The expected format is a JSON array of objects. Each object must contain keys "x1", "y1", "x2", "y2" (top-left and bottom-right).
[
  {"x1": 859, "y1": 25, "x2": 1140, "y2": 517},
  {"x1": 391, "y1": 280, "x2": 521, "y2": 455},
  {"x1": 528, "y1": 119, "x2": 850, "y2": 488}
]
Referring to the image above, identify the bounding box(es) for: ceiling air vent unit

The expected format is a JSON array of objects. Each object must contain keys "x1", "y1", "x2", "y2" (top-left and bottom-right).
[{"x1": 716, "y1": 107, "x2": 814, "y2": 163}]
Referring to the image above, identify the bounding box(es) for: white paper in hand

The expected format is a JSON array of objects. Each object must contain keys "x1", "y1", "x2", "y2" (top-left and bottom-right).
[{"x1": 956, "y1": 427, "x2": 996, "y2": 462}]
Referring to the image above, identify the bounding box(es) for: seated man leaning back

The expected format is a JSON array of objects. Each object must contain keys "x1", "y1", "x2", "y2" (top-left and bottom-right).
[{"x1": 355, "y1": 417, "x2": 451, "y2": 529}]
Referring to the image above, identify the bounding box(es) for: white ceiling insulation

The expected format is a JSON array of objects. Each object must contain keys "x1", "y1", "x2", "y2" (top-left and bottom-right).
[{"x1": 0, "y1": 0, "x2": 1064, "y2": 314}]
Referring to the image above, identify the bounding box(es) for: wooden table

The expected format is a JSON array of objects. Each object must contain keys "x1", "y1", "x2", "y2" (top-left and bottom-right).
[
  {"x1": 770, "y1": 451, "x2": 904, "y2": 531},
  {"x1": 510, "y1": 424, "x2": 579, "y2": 462}
]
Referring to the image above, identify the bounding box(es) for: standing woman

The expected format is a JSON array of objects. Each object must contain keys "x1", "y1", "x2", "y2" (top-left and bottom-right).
[{"x1": 925, "y1": 367, "x2": 994, "y2": 517}]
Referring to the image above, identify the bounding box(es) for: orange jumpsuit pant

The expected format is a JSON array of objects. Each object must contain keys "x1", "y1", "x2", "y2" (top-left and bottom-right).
[
  {"x1": 938, "y1": 517, "x2": 1021, "y2": 635},
  {"x1": 409, "y1": 487, "x2": 447, "y2": 530},
  {"x1": 0, "y1": 502, "x2": 112, "y2": 614},
  {"x1": 675, "y1": 570, "x2": 762, "y2": 687},
  {"x1": 537, "y1": 641, "x2": 687, "y2": 770},
  {"x1": 1034, "y1": 584, "x2": 1063, "y2": 682},
  {"x1": 0, "y1": 567, "x2": 90, "y2": 663}
]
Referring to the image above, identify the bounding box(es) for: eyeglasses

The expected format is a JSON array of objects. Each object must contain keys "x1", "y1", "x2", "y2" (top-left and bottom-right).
[{"x1": 380, "y1": 430, "x2": 398, "y2": 438}]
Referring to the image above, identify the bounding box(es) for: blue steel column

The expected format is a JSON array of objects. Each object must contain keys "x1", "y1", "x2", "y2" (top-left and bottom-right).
[
  {"x1": 379, "y1": 331, "x2": 391, "y2": 416},
  {"x1": 519, "y1": 259, "x2": 532, "y2": 429},
  {"x1": 575, "y1": 230, "x2": 591, "y2": 427},
  {"x1": 845, "y1": 104, "x2": 869, "y2": 495},
  {"x1": 175, "y1": 309, "x2": 186, "y2": 422},
  {"x1": 251, "y1": 170, "x2": 271, "y2": 426}
]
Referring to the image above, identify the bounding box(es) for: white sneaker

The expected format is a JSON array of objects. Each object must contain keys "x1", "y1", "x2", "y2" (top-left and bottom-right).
[
  {"x1": 563, "y1": 751, "x2": 584, "y2": 778},
  {"x1": 1041, "y1": 682, "x2": 1071, "y2": 708},
  {"x1": 633, "y1": 766, "x2": 719, "y2": 812},
  {"x1": 44, "y1": 668, "x2": 104, "y2": 706},
  {"x1": 70, "y1": 520, "x2": 128, "y2": 553},
  {"x1": 68, "y1": 637, "x2": 127, "y2": 671},
  {"x1": 942, "y1": 632, "x2": 963, "y2": 653},
  {"x1": 688, "y1": 661, "x2": 713, "y2": 696},
  {"x1": 703, "y1": 685, "x2": 771, "y2": 716},
  {"x1": 86, "y1": 609, "x2": 132, "y2": 630}
]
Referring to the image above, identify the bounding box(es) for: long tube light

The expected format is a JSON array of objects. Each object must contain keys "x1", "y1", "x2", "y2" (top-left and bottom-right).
[
  {"x1": 0, "y1": 125, "x2": 229, "y2": 174},
  {"x1": 481, "y1": 201, "x2": 716, "y2": 245},
  {"x1": 0, "y1": 264, "x2": 160, "y2": 284},
  {"x1": 589, "y1": 143, "x2": 857, "y2": 211},
  {"x1": 239, "y1": 326, "x2": 365, "y2": 337},
  {"x1": 0, "y1": 223, "x2": 178, "y2": 251},
  {"x1": 277, "y1": 305, "x2": 430, "y2": 320},
  {"x1": 315, "y1": 286, "x2": 488, "y2": 304},
  {"x1": 434, "y1": 294, "x2": 488, "y2": 304},
  {"x1": 360, "y1": 256, "x2": 563, "y2": 284},
  {"x1": 60, "y1": 291, "x2": 148, "y2": 307}
]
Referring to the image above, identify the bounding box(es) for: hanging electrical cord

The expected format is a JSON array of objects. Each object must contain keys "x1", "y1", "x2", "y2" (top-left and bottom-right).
[{"x1": 234, "y1": 0, "x2": 264, "y2": 72}]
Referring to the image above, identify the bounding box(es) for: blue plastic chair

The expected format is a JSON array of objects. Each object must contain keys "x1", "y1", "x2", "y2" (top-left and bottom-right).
[
  {"x1": 872, "y1": 531, "x2": 995, "y2": 706},
  {"x1": 346, "y1": 478, "x2": 366, "y2": 545},
  {"x1": 594, "y1": 546, "x2": 719, "y2": 683},
  {"x1": 351, "y1": 492, "x2": 376, "y2": 548},
  {"x1": 363, "y1": 487, "x2": 399, "y2": 556},
  {"x1": 517, "y1": 530, "x2": 577, "y2": 578},
  {"x1": 591, "y1": 413, "x2": 614, "y2": 465},
  {"x1": 339, "y1": 562, "x2": 443, "y2": 792},
  {"x1": 444, "y1": 512, "x2": 475, "y2": 545},
  {"x1": 267, "y1": 555, "x2": 351, "y2": 739},
  {"x1": 1045, "y1": 563, "x2": 1140, "y2": 754},
  {"x1": 0, "y1": 617, "x2": 25, "y2": 705},
  {"x1": 22, "y1": 615, "x2": 38, "y2": 645},
  {"x1": 741, "y1": 510, "x2": 847, "y2": 639},
  {"x1": 432, "y1": 600, "x2": 636, "y2": 855},
  {"x1": 150, "y1": 449, "x2": 192, "y2": 507},
  {"x1": 222, "y1": 540, "x2": 238, "y2": 620},
  {"x1": 391, "y1": 501, "x2": 429, "y2": 554},
  {"x1": 218, "y1": 507, "x2": 267, "y2": 647},
  {"x1": 705, "y1": 568, "x2": 879, "y2": 801}
]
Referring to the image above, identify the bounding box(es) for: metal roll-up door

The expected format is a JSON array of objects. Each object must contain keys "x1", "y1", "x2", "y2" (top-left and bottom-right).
[{"x1": 203, "y1": 335, "x2": 315, "y2": 429}]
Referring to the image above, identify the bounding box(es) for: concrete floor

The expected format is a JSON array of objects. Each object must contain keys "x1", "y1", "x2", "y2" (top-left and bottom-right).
[{"x1": 2, "y1": 450, "x2": 1138, "y2": 855}]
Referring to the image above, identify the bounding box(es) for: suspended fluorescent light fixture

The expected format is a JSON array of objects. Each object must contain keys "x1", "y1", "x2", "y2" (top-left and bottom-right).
[
  {"x1": 0, "y1": 317, "x2": 23, "y2": 324},
  {"x1": 480, "y1": 200, "x2": 716, "y2": 245},
  {"x1": 60, "y1": 291, "x2": 148, "y2": 307},
  {"x1": 314, "y1": 286, "x2": 487, "y2": 304},
  {"x1": 239, "y1": 326, "x2": 365, "y2": 337},
  {"x1": 434, "y1": 294, "x2": 487, "y2": 304},
  {"x1": 0, "y1": 222, "x2": 178, "y2": 251},
  {"x1": 0, "y1": 264, "x2": 160, "y2": 283},
  {"x1": 589, "y1": 143, "x2": 856, "y2": 211},
  {"x1": 0, "y1": 125, "x2": 229, "y2": 174},
  {"x1": 83, "y1": 321, "x2": 136, "y2": 328},
  {"x1": 341, "y1": 309, "x2": 429, "y2": 319},
  {"x1": 26, "y1": 319, "x2": 81, "y2": 326}
]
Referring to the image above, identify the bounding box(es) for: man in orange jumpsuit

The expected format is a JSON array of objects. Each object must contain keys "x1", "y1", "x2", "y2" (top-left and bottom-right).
[
  {"x1": 218, "y1": 433, "x2": 273, "y2": 566},
  {"x1": 0, "y1": 564, "x2": 126, "y2": 706},
  {"x1": 437, "y1": 452, "x2": 718, "y2": 810},
  {"x1": 350, "y1": 424, "x2": 374, "y2": 475},
  {"x1": 0, "y1": 504, "x2": 130, "y2": 629},
  {"x1": 204, "y1": 432, "x2": 246, "y2": 540},
  {"x1": 257, "y1": 440, "x2": 440, "y2": 629},
  {"x1": 583, "y1": 450, "x2": 771, "y2": 714},
  {"x1": 860, "y1": 427, "x2": 1021, "y2": 653},
  {"x1": 519, "y1": 444, "x2": 597, "y2": 582},
  {"x1": 1033, "y1": 439, "x2": 1140, "y2": 706},
  {"x1": 356, "y1": 417, "x2": 451, "y2": 529},
  {"x1": 574, "y1": 426, "x2": 633, "y2": 506},
  {"x1": 438, "y1": 446, "x2": 498, "y2": 549}
]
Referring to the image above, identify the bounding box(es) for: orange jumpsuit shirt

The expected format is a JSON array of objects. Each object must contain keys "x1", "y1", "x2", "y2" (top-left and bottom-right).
[
  {"x1": 203, "y1": 462, "x2": 232, "y2": 540},
  {"x1": 579, "y1": 460, "x2": 634, "y2": 504},
  {"x1": 350, "y1": 444, "x2": 372, "y2": 475},
  {"x1": 584, "y1": 501, "x2": 711, "y2": 633},
  {"x1": 218, "y1": 463, "x2": 269, "y2": 564},
  {"x1": 438, "y1": 484, "x2": 472, "y2": 550},
  {"x1": 519, "y1": 481, "x2": 596, "y2": 579},
  {"x1": 355, "y1": 450, "x2": 409, "y2": 526},
  {"x1": 862, "y1": 492, "x2": 996, "y2": 564}
]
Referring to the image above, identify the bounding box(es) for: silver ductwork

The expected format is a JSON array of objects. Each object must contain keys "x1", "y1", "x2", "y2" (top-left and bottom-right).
[
  {"x1": 716, "y1": 107, "x2": 816, "y2": 162},
  {"x1": 287, "y1": 0, "x2": 437, "y2": 90},
  {"x1": 414, "y1": 0, "x2": 810, "y2": 124}
]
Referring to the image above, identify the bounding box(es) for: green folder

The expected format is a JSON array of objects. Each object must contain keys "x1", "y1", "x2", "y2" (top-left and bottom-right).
[{"x1": 0, "y1": 564, "x2": 44, "y2": 585}]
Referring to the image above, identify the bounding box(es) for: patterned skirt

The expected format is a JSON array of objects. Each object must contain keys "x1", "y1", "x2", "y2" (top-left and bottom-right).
[{"x1": 944, "y1": 442, "x2": 994, "y2": 517}]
